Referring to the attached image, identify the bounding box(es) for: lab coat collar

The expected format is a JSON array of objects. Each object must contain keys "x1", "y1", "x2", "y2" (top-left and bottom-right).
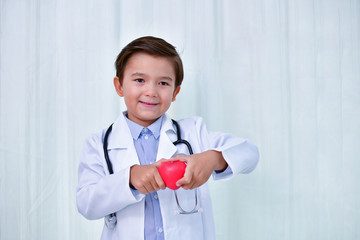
[
  {"x1": 107, "y1": 112, "x2": 177, "y2": 155},
  {"x1": 107, "y1": 112, "x2": 133, "y2": 150},
  {"x1": 161, "y1": 114, "x2": 176, "y2": 135},
  {"x1": 157, "y1": 114, "x2": 178, "y2": 160}
]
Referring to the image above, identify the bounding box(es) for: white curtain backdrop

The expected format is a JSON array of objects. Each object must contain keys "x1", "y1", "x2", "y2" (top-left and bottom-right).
[{"x1": 1, "y1": 0, "x2": 359, "y2": 239}]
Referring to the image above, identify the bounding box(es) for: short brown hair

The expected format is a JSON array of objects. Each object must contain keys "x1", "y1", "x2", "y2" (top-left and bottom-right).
[{"x1": 115, "y1": 36, "x2": 184, "y2": 88}]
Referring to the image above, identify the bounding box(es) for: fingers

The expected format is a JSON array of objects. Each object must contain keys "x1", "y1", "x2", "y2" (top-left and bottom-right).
[
  {"x1": 170, "y1": 155, "x2": 188, "y2": 163},
  {"x1": 153, "y1": 158, "x2": 168, "y2": 167},
  {"x1": 177, "y1": 172, "x2": 205, "y2": 189},
  {"x1": 155, "y1": 155, "x2": 212, "y2": 190},
  {"x1": 176, "y1": 178, "x2": 192, "y2": 190},
  {"x1": 130, "y1": 164, "x2": 165, "y2": 194},
  {"x1": 141, "y1": 181, "x2": 155, "y2": 194},
  {"x1": 154, "y1": 170, "x2": 166, "y2": 190},
  {"x1": 176, "y1": 165, "x2": 195, "y2": 189},
  {"x1": 133, "y1": 151, "x2": 222, "y2": 193},
  {"x1": 154, "y1": 156, "x2": 187, "y2": 167},
  {"x1": 175, "y1": 153, "x2": 214, "y2": 190}
]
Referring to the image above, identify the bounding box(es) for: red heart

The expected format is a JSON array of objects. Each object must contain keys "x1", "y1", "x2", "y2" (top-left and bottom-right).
[{"x1": 158, "y1": 161, "x2": 186, "y2": 190}]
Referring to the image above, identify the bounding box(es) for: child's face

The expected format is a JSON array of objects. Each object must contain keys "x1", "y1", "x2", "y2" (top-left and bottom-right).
[{"x1": 114, "y1": 52, "x2": 180, "y2": 127}]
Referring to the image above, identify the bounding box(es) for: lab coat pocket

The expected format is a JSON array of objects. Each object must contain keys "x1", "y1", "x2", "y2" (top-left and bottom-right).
[
  {"x1": 158, "y1": 188, "x2": 204, "y2": 240},
  {"x1": 158, "y1": 188, "x2": 204, "y2": 239}
]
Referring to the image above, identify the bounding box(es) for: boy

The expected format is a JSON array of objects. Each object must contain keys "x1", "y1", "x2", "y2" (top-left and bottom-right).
[{"x1": 76, "y1": 36, "x2": 259, "y2": 240}]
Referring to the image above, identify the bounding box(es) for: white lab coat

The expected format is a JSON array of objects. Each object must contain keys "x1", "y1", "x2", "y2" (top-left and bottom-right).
[{"x1": 76, "y1": 113, "x2": 259, "y2": 240}]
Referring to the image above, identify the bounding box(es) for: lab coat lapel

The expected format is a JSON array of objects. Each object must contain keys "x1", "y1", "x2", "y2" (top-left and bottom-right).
[
  {"x1": 107, "y1": 113, "x2": 132, "y2": 149},
  {"x1": 156, "y1": 115, "x2": 177, "y2": 161},
  {"x1": 107, "y1": 113, "x2": 140, "y2": 169}
]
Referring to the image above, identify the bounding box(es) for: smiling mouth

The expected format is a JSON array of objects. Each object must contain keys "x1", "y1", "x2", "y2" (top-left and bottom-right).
[{"x1": 140, "y1": 101, "x2": 158, "y2": 107}]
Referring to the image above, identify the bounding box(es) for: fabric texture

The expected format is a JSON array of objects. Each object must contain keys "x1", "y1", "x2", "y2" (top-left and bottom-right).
[{"x1": 1, "y1": 1, "x2": 359, "y2": 239}]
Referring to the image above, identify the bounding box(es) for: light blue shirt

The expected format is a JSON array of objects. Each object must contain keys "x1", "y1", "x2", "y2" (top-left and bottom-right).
[{"x1": 125, "y1": 115, "x2": 164, "y2": 240}]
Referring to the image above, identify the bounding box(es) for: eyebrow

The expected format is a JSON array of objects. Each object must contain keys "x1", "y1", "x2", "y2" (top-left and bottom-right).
[
  {"x1": 131, "y1": 72, "x2": 147, "y2": 77},
  {"x1": 131, "y1": 72, "x2": 173, "y2": 81}
]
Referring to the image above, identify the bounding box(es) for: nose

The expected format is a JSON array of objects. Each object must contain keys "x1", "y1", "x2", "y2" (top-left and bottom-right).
[{"x1": 145, "y1": 82, "x2": 158, "y2": 97}]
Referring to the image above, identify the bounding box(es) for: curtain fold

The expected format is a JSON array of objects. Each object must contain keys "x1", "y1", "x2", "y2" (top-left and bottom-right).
[{"x1": 1, "y1": 0, "x2": 359, "y2": 239}]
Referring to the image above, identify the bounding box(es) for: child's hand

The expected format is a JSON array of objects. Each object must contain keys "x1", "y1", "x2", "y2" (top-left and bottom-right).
[
  {"x1": 172, "y1": 150, "x2": 228, "y2": 190},
  {"x1": 130, "y1": 162, "x2": 166, "y2": 195}
]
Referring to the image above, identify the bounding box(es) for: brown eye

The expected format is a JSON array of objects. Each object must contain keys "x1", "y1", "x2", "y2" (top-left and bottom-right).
[{"x1": 135, "y1": 79, "x2": 144, "y2": 83}]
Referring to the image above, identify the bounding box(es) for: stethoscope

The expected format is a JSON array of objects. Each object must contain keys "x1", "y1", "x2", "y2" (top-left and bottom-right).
[{"x1": 103, "y1": 119, "x2": 201, "y2": 228}]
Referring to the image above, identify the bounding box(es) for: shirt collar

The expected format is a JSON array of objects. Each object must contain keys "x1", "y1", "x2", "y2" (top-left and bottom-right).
[
  {"x1": 124, "y1": 113, "x2": 163, "y2": 140},
  {"x1": 107, "y1": 112, "x2": 176, "y2": 150}
]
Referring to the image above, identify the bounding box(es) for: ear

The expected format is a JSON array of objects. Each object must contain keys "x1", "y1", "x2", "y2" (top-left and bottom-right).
[
  {"x1": 172, "y1": 86, "x2": 181, "y2": 102},
  {"x1": 114, "y1": 77, "x2": 124, "y2": 97}
]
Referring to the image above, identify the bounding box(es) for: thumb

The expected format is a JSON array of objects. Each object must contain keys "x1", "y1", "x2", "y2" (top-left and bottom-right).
[
  {"x1": 170, "y1": 154, "x2": 188, "y2": 163},
  {"x1": 154, "y1": 158, "x2": 168, "y2": 167},
  {"x1": 176, "y1": 168, "x2": 192, "y2": 187}
]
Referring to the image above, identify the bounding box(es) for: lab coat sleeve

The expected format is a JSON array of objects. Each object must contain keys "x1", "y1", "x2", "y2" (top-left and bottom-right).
[
  {"x1": 193, "y1": 117, "x2": 259, "y2": 180},
  {"x1": 76, "y1": 134, "x2": 144, "y2": 220}
]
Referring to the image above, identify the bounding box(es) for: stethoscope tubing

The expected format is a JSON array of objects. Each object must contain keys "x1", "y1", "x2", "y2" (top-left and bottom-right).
[{"x1": 103, "y1": 119, "x2": 200, "y2": 227}]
